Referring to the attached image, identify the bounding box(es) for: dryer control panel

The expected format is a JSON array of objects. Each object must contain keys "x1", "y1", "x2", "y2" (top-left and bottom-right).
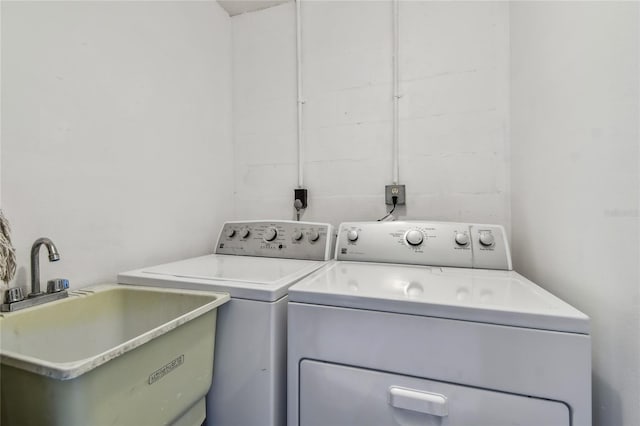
[
  {"x1": 336, "y1": 221, "x2": 512, "y2": 270},
  {"x1": 216, "y1": 220, "x2": 336, "y2": 261}
]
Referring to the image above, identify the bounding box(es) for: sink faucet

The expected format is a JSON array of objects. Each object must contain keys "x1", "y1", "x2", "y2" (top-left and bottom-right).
[
  {"x1": 30, "y1": 237, "x2": 60, "y2": 298},
  {"x1": 0, "y1": 237, "x2": 68, "y2": 311}
]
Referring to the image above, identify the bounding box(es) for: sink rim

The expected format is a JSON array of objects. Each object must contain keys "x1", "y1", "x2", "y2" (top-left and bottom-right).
[{"x1": 0, "y1": 284, "x2": 230, "y2": 380}]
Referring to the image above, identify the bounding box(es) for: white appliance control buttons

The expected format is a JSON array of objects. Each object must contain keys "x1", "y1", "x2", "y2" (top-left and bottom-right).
[
  {"x1": 455, "y1": 233, "x2": 470, "y2": 246},
  {"x1": 216, "y1": 221, "x2": 335, "y2": 261},
  {"x1": 405, "y1": 230, "x2": 424, "y2": 246},
  {"x1": 263, "y1": 227, "x2": 278, "y2": 242},
  {"x1": 479, "y1": 232, "x2": 495, "y2": 247},
  {"x1": 334, "y1": 221, "x2": 510, "y2": 270}
]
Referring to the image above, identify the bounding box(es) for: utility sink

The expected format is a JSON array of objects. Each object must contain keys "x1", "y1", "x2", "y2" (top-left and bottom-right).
[{"x1": 0, "y1": 284, "x2": 230, "y2": 426}]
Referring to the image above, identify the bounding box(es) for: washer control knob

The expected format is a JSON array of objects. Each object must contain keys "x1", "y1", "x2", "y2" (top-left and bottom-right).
[
  {"x1": 347, "y1": 230, "x2": 359, "y2": 242},
  {"x1": 479, "y1": 232, "x2": 495, "y2": 247},
  {"x1": 263, "y1": 227, "x2": 278, "y2": 242},
  {"x1": 406, "y1": 230, "x2": 424, "y2": 246},
  {"x1": 226, "y1": 228, "x2": 236, "y2": 238},
  {"x1": 292, "y1": 230, "x2": 303, "y2": 241},
  {"x1": 240, "y1": 229, "x2": 251, "y2": 239},
  {"x1": 309, "y1": 230, "x2": 320, "y2": 242},
  {"x1": 455, "y1": 233, "x2": 470, "y2": 246}
]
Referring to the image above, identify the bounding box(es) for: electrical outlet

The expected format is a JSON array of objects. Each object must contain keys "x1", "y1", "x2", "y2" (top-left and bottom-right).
[
  {"x1": 294, "y1": 188, "x2": 308, "y2": 209},
  {"x1": 385, "y1": 185, "x2": 406, "y2": 205}
]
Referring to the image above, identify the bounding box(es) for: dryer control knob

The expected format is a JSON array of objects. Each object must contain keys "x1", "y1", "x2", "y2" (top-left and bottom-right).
[
  {"x1": 347, "y1": 230, "x2": 359, "y2": 242},
  {"x1": 309, "y1": 231, "x2": 320, "y2": 242},
  {"x1": 479, "y1": 232, "x2": 495, "y2": 247},
  {"x1": 240, "y1": 229, "x2": 251, "y2": 239},
  {"x1": 226, "y1": 229, "x2": 236, "y2": 238},
  {"x1": 406, "y1": 230, "x2": 424, "y2": 246},
  {"x1": 455, "y1": 233, "x2": 470, "y2": 246},
  {"x1": 292, "y1": 230, "x2": 303, "y2": 241},
  {"x1": 263, "y1": 227, "x2": 278, "y2": 242}
]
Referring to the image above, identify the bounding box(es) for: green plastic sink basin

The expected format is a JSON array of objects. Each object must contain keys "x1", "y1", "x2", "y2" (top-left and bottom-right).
[{"x1": 0, "y1": 284, "x2": 230, "y2": 426}]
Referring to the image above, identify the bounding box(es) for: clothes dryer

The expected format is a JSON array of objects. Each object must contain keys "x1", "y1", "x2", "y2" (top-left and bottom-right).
[
  {"x1": 288, "y1": 221, "x2": 590, "y2": 426},
  {"x1": 119, "y1": 220, "x2": 335, "y2": 426}
]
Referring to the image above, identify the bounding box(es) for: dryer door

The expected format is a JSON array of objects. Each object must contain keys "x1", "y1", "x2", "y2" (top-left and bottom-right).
[{"x1": 299, "y1": 360, "x2": 570, "y2": 426}]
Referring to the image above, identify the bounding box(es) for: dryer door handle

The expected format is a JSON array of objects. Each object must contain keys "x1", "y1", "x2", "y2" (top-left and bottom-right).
[{"x1": 388, "y1": 386, "x2": 449, "y2": 417}]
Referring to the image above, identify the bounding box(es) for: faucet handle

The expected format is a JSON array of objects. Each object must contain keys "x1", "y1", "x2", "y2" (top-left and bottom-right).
[
  {"x1": 46, "y1": 278, "x2": 69, "y2": 294},
  {"x1": 5, "y1": 287, "x2": 25, "y2": 303}
]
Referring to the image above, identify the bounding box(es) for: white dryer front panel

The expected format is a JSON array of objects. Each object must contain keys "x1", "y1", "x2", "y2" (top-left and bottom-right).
[{"x1": 300, "y1": 361, "x2": 570, "y2": 426}]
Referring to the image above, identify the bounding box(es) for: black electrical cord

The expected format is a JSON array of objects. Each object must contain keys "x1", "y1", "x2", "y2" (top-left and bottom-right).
[{"x1": 378, "y1": 195, "x2": 398, "y2": 221}]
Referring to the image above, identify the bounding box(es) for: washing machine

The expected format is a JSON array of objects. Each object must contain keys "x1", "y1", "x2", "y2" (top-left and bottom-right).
[
  {"x1": 287, "y1": 221, "x2": 591, "y2": 426},
  {"x1": 118, "y1": 220, "x2": 335, "y2": 426}
]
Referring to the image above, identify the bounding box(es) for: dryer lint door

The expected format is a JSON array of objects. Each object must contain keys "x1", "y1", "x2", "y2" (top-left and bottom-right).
[{"x1": 299, "y1": 360, "x2": 569, "y2": 426}]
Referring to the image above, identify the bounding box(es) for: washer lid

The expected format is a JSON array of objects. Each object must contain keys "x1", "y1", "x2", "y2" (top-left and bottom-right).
[
  {"x1": 288, "y1": 261, "x2": 590, "y2": 334},
  {"x1": 118, "y1": 254, "x2": 328, "y2": 302}
]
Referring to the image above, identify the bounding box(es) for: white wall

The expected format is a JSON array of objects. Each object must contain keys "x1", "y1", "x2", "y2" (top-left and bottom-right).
[
  {"x1": 232, "y1": 2, "x2": 298, "y2": 220},
  {"x1": 232, "y1": 1, "x2": 510, "y2": 228},
  {"x1": 510, "y1": 2, "x2": 639, "y2": 425},
  {"x1": 1, "y1": 1, "x2": 233, "y2": 294}
]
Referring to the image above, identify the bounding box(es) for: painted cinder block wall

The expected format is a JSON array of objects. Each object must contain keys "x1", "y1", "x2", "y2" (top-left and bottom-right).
[
  {"x1": 510, "y1": 2, "x2": 640, "y2": 425},
  {"x1": 232, "y1": 1, "x2": 510, "y2": 228},
  {"x1": 1, "y1": 1, "x2": 234, "y2": 292}
]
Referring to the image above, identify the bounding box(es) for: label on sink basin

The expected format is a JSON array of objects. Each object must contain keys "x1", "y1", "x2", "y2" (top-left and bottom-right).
[{"x1": 148, "y1": 354, "x2": 184, "y2": 385}]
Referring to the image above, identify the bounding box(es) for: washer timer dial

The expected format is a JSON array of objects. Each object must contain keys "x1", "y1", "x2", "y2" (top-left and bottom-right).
[{"x1": 263, "y1": 227, "x2": 278, "y2": 242}]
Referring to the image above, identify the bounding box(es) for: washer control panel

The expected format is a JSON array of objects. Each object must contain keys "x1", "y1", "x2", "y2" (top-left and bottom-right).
[
  {"x1": 216, "y1": 220, "x2": 335, "y2": 261},
  {"x1": 336, "y1": 221, "x2": 511, "y2": 270}
]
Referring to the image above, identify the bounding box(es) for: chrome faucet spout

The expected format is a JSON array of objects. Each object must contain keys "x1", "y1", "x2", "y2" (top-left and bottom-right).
[{"x1": 30, "y1": 238, "x2": 60, "y2": 297}]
